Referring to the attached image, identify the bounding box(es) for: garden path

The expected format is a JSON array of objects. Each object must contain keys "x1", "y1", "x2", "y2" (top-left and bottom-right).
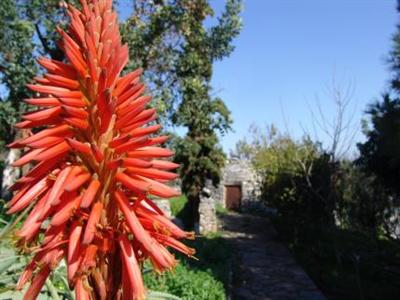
[{"x1": 220, "y1": 212, "x2": 325, "y2": 300}]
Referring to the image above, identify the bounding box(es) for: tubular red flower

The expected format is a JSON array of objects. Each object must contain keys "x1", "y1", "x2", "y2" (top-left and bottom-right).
[
  {"x1": 80, "y1": 179, "x2": 100, "y2": 208},
  {"x1": 118, "y1": 235, "x2": 146, "y2": 300},
  {"x1": 82, "y1": 202, "x2": 103, "y2": 245},
  {"x1": 9, "y1": 0, "x2": 192, "y2": 299},
  {"x1": 23, "y1": 265, "x2": 51, "y2": 300}
]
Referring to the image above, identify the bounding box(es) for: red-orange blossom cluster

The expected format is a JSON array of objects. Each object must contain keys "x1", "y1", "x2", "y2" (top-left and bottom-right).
[{"x1": 7, "y1": 0, "x2": 194, "y2": 299}]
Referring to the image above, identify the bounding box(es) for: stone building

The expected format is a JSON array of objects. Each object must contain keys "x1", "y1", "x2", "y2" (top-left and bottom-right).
[
  {"x1": 197, "y1": 158, "x2": 261, "y2": 234},
  {"x1": 155, "y1": 159, "x2": 262, "y2": 234},
  {"x1": 209, "y1": 158, "x2": 261, "y2": 211}
]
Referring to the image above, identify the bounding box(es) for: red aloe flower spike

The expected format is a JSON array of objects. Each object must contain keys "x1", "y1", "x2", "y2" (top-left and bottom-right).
[
  {"x1": 51, "y1": 194, "x2": 82, "y2": 226},
  {"x1": 64, "y1": 172, "x2": 91, "y2": 192},
  {"x1": 92, "y1": 268, "x2": 107, "y2": 300},
  {"x1": 24, "y1": 97, "x2": 61, "y2": 106},
  {"x1": 47, "y1": 166, "x2": 72, "y2": 206},
  {"x1": 80, "y1": 179, "x2": 100, "y2": 208},
  {"x1": 9, "y1": 0, "x2": 193, "y2": 298},
  {"x1": 23, "y1": 265, "x2": 51, "y2": 300},
  {"x1": 67, "y1": 221, "x2": 83, "y2": 285},
  {"x1": 12, "y1": 148, "x2": 45, "y2": 167},
  {"x1": 7, "y1": 176, "x2": 51, "y2": 214},
  {"x1": 122, "y1": 158, "x2": 153, "y2": 168},
  {"x1": 118, "y1": 235, "x2": 146, "y2": 300},
  {"x1": 151, "y1": 160, "x2": 180, "y2": 170},
  {"x1": 75, "y1": 277, "x2": 91, "y2": 300},
  {"x1": 82, "y1": 202, "x2": 103, "y2": 244}
]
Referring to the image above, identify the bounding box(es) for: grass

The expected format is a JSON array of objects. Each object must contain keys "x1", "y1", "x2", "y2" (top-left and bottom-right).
[
  {"x1": 215, "y1": 203, "x2": 228, "y2": 216},
  {"x1": 170, "y1": 195, "x2": 188, "y2": 217},
  {"x1": 144, "y1": 232, "x2": 232, "y2": 299},
  {"x1": 274, "y1": 217, "x2": 400, "y2": 300}
]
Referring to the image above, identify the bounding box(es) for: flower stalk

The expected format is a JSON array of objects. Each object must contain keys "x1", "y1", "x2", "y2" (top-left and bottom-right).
[{"x1": 7, "y1": 0, "x2": 194, "y2": 299}]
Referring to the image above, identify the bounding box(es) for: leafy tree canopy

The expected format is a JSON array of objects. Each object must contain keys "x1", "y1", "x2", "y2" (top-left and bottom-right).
[
  {"x1": 0, "y1": 1, "x2": 243, "y2": 226},
  {"x1": 358, "y1": 4, "x2": 400, "y2": 192},
  {"x1": 358, "y1": 94, "x2": 400, "y2": 192}
]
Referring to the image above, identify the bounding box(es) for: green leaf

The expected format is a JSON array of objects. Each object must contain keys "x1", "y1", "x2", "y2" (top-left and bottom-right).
[
  {"x1": 147, "y1": 290, "x2": 182, "y2": 300},
  {"x1": 0, "y1": 256, "x2": 19, "y2": 273},
  {"x1": 45, "y1": 279, "x2": 61, "y2": 300}
]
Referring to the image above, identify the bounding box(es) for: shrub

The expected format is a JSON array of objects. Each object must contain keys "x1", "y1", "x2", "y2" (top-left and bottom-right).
[
  {"x1": 144, "y1": 233, "x2": 231, "y2": 299},
  {"x1": 234, "y1": 125, "x2": 335, "y2": 226},
  {"x1": 144, "y1": 263, "x2": 225, "y2": 300}
]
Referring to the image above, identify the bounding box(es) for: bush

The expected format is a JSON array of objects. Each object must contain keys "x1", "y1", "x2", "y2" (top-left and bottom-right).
[
  {"x1": 336, "y1": 163, "x2": 398, "y2": 238},
  {"x1": 236, "y1": 125, "x2": 335, "y2": 226},
  {"x1": 274, "y1": 216, "x2": 400, "y2": 300},
  {"x1": 144, "y1": 263, "x2": 225, "y2": 300},
  {"x1": 144, "y1": 233, "x2": 231, "y2": 300}
]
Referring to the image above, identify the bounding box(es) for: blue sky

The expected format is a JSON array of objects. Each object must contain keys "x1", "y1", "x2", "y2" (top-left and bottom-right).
[
  {"x1": 210, "y1": 0, "x2": 398, "y2": 154},
  {"x1": 119, "y1": 1, "x2": 398, "y2": 155}
]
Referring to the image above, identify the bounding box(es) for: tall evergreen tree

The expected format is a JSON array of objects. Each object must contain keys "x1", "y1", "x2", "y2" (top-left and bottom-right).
[
  {"x1": 0, "y1": 1, "x2": 242, "y2": 222},
  {"x1": 358, "y1": 1, "x2": 400, "y2": 192},
  {"x1": 123, "y1": 0, "x2": 242, "y2": 226},
  {"x1": 389, "y1": 0, "x2": 400, "y2": 92},
  {"x1": 172, "y1": 0, "x2": 241, "y2": 226},
  {"x1": 0, "y1": 0, "x2": 36, "y2": 197}
]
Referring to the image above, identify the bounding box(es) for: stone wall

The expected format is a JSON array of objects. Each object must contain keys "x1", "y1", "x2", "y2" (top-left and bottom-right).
[
  {"x1": 154, "y1": 199, "x2": 172, "y2": 218},
  {"x1": 198, "y1": 187, "x2": 218, "y2": 234}
]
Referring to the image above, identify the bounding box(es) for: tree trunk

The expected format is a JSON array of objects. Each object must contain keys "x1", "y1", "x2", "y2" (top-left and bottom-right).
[
  {"x1": 187, "y1": 194, "x2": 200, "y2": 233},
  {"x1": 1, "y1": 148, "x2": 20, "y2": 200}
]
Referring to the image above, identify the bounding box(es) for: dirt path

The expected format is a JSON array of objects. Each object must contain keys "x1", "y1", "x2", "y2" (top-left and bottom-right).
[{"x1": 220, "y1": 212, "x2": 325, "y2": 300}]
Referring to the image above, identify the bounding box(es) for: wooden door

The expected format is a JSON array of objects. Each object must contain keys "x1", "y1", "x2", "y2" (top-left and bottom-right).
[{"x1": 225, "y1": 185, "x2": 241, "y2": 211}]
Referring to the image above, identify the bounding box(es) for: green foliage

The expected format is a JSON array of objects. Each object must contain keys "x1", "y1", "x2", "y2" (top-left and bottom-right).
[
  {"x1": 388, "y1": 3, "x2": 400, "y2": 93},
  {"x1": 215, "y1": 203, "x2": 228, "y2": 216},
  {"x1": 237, "y1": 124, "x2": 321, "y2": 176},
  {"x1": 144, "y1": 233, "x2": 231, "y2": 300},
  {"x1": 0, "y1": 216, "x2": 74, "y2": 299},
  {"x1": 144, "y1": 263, "x2": 225, "y2": 300},
  {"x1": 170, "y1": 195, "x2": 188, "y2": 217},
  {"x1": 120, "y1": 0, "x2": 242, "y2": 123},
  {"x1": 171, "y1": 0, "x2": 242, "y2": 226},
  {"x1": 234, "y1": 124, "x2": 335, "y2": 225},
  {"x1": 336, "y1": 162, "x2": 395, "y2": 237},
  {"x1": 236, "y1": 124, "x2": 398, "y2": 237},
  {"x1": 357, "y1": 94, "x2": 400, "y2": 194},
  {"x1": 355, "y1": 3, "x2": 400, "y2": 210},
  {"x1": 122, "y1": 0, "x2": 244, "y2": 226},
  {"x1": 0, "y1": 101, "x2": 19, "y2": 148},
  {"x1": 274, "y1": 217, "x2": 400, "y2": 300},
  {"x1": 0, "y1": 0, "x2": 36, "y2": 148},
  {"x1": 237, "y1": 120, "x2": 400, "y2": 298}
]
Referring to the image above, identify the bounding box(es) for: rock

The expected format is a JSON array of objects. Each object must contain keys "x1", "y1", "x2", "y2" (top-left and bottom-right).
[{"x1": 154, "y1": 199, "x2": 172, "y2": 218}]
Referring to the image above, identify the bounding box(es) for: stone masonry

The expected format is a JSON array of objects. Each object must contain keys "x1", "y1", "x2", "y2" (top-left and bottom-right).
[
  {"x1": 155, "y1": 159, "x2": 262, "y2": 235},
  {"x1": 209, "y1": 158, "x2": 261, "y2": 209},
  {"x1": 198, "y1": 187, "x2": 219, "y2": 234},
  {"x1": 197, "y1": 159, "x2": 262, "y2": 234}
]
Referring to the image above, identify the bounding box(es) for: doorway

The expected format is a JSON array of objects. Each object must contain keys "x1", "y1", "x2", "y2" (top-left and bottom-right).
[{"x1": 225, "y1": 185, "x2": 242, "y2": 211}]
